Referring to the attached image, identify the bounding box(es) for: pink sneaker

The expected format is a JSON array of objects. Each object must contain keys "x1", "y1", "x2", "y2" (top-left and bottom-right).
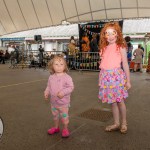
[
  {"x1": 47, "y1": 127, "x2": 60, "y2": 135},
  {"x1": 62, "y1": 129, "x2": 70, "y2": 138}
]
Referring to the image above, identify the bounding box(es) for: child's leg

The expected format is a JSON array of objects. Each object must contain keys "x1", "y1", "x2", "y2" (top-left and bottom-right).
[
  {"x1": 47, "y1": 107, "x2": 60, "y2": 135},
  {"x1": 105, "y1": 102, "x2": 120, "y2": 131},
  {"x1": 51, "y1": 107, "x2": 60, "y2": 128},
  {"x1": 118, "y1": 101, "x2": 127, "y2": 124},
  {"x1": 118, "y1": 101, "x2": 127, "y2": 133},
  {"x1": 112, "y1": 102, "x2": 120, "y2": 125},
  {"x1": 59, "y1": 107, "x2": 69, "y2": 129},
  {"x1": 59, "y1": 107, "x2": 70, "y2": 137}
]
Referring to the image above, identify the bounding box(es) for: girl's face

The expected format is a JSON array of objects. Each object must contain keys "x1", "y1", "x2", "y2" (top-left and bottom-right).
[
  {"x1": 53, "y1": 58, "x2": 65, "y2": 73},
  {"x1": 105, "y1": 28, "x2": 117, "y2": 44}
]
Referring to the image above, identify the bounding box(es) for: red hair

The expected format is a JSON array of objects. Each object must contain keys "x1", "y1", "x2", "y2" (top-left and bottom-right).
[{"x1": 99, "y1": 22, "x2": 127, "y2": 56}]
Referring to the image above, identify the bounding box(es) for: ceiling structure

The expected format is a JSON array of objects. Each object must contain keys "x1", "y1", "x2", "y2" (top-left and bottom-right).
[
  {"x1": 0, "y1": 24, "x2": 79, "y2": 40},
  {"x1": 0, "y1": 0, "x2": 150, "y2": 36},
  {"x1": 1, "y1": 19, "x2": 150, "y2": 40}
]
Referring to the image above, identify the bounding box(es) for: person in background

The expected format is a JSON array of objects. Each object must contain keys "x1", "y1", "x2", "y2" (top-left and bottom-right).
[
  {"x1": 44, "y1": 55, "x2": 74, "y2": 138},
  {"x1": 14, "y1": 45, "x2": 19, "y2": 64},
  {"x1": 139, "y1": 44, "x2": 144, "y2": 59},
  {"x1": 0, "y1": 50, "x2": 5, "y2": 64},
  {"x1": 38, "y1": 45, "x2": 44, "y2": 67},
  {"x1": 146, "y1": 51, "x2": 150, "y2": 72},
  {"x1": 68, "y1": 36, "x2": 76, "y2": 56},
  {"x1": 81, "y1": 32, "x2": 90, "y2": 52},
  {"x1": 133, "y1": 44, "x2": 144, "y2": 72},
  {"x1": 99, "y1": 22, "x2": 131, "y2": 134},
  {"x1": 139, "y1": 44, "x2": 144, "y2": 52},
  {"x1": 9, "y1": 50, "x2": 17, "y2": 68},
  {"x1": 124, "y1": 36, "x2": 133, "y2": 64},
  {"x1": 29, "y1": 52, "x2": 36, "y2": 67},
  {"x1": 90, "y1": 34, "x2": 98, "y2": 52},
  {"x1": 4, "y1": 50, "x2": 10, "y2": 61}
]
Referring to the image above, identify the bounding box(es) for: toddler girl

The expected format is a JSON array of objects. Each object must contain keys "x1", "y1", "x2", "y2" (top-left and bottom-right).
[{"x1": 44, "y1": 54, "x2": 74, "y2": 138}]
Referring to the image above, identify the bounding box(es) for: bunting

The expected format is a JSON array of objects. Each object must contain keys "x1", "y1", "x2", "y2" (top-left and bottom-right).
[{"x1": 80, "y1": 24, "x2": 104, "y2": 35}]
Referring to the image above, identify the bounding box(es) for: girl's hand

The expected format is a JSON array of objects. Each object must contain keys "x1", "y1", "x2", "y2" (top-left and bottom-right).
[
  {"x1": 126, "y1": 82, "x2": 131, "y2": 90},
  {"x1": 44, "y1": 92, "x2": 49, "y2": 100},
  {"x1": 57, "y1": 92, "x2": 64, "y2": 99}
]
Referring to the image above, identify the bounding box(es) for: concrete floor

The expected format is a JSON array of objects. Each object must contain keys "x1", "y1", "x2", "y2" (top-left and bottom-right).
[{"x1": 0, "y1": 64, "x2": 150, "y2": 150}]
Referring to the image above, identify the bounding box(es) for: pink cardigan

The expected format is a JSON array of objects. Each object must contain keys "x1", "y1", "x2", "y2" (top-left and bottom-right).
[{"x1": 44, "y1": 73, "x2": 74, "y2": 107}]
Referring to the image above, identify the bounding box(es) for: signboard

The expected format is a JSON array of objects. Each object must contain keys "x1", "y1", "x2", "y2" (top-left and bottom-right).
[{"x1": 0, "y1": 37, "x2": 25, "y2": 41}]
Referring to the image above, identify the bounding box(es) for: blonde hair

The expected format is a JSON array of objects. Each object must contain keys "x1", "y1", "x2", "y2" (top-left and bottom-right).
[
  {"x1": 48, "y1": 54, "x2": 69, "y2": 74},
  {"x1": 99, "y1": 22, "x2": 127, "y2": 56}
]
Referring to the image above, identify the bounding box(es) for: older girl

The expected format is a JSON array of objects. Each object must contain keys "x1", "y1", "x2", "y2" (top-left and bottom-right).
[{"x1": 99, "y1": 22, "x2": 131, "y2": 134}]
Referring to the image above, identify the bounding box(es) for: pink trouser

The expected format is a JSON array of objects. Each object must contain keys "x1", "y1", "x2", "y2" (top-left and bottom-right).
[{"x1": 51, "y1": 106, "x2": 69, "y2": 124}]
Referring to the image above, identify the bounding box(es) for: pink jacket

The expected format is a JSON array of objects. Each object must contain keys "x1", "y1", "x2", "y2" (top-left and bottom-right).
[{"x1": 44, "y1": 73, "x2": 74, "y2": 107}]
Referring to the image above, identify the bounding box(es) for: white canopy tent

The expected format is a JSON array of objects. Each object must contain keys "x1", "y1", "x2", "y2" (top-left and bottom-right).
[
  {"x1": 1, "y1": 19, "x2": 150, "y2": 40},
  {"x1": 0, "y1": 24, "x2": 79, "y2": 40},
  {"x1": 0, "y1": 0, "x2": 150, "y2": 36}
]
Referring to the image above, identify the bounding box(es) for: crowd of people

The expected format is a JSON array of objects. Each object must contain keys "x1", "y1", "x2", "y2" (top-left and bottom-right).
[
  {"x1": 1, "y1": 27, "x2": 150, "y2": 74},
  {"x1": 81, "y1": 32, "x2": 98, "y2": 53},
  {"x1": 125, "y1": 36, "x2": 145, "y2": 73},
  {"x1": 67, "y1": 32, "x2": 150, "y2": 73},
  {"x1": 133, "y1": 44, "x2": 144, "y2": 72},
  {"x1": 0, "y1": 44, "x2": 49, "y2": 68},
  {"x1": 0, "y1": 50, "x2": 10, "y2": 64},
  {"x1": 67, "y1": 33, "x2": 99, "y2": 57}
]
